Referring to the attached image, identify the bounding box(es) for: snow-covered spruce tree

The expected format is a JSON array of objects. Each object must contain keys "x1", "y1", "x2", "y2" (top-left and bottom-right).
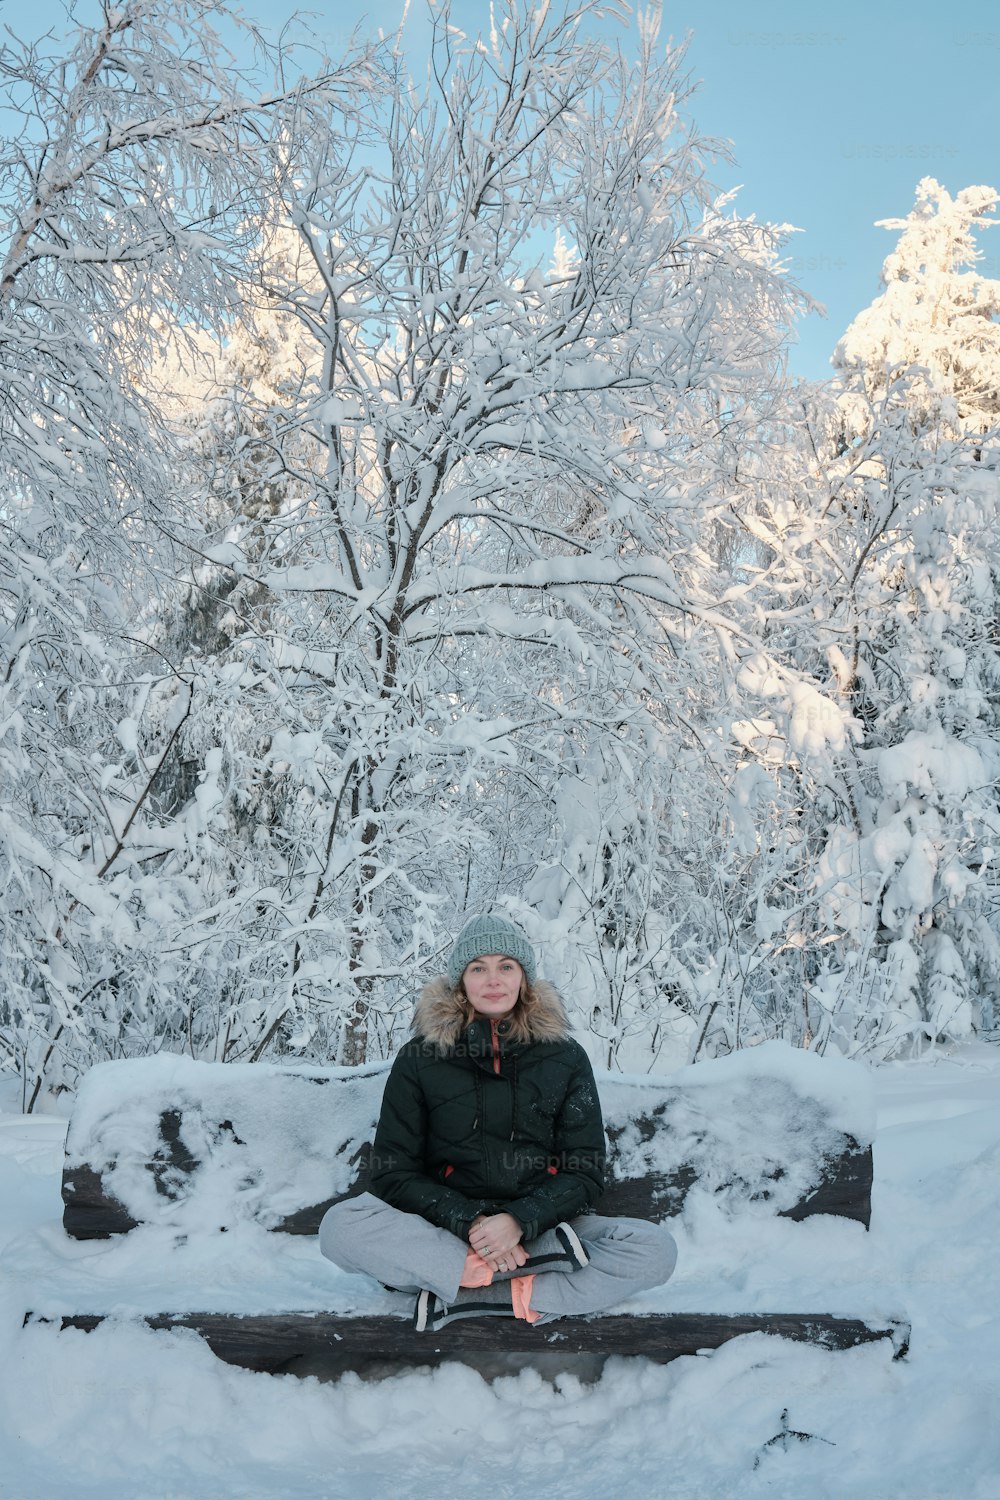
[
  {"x1": 0, "y1": 1, "x2": 371, "y2": 1105},
  {"x1": 172, "y1": 2, "x2": 816, "y2": 1067},
  {"x1": 835, "y1": 178, "x2": 1000, "y2": 440},
  {"x1": 763, "y1": 180, "x2": 1000, "y2": 1056},
  {"x1": 813, "y1": 414, "x2": 1000, "y2": 1051}
]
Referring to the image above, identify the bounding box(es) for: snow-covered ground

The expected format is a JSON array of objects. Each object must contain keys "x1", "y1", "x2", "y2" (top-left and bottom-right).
[{"x1": 2, "y1": 1045, "x2": 999, "y2": 1500}]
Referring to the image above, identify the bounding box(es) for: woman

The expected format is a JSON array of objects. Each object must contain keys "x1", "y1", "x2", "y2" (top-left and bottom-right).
[{"x1": 319, "y1": 914, "x2": 677, "y2": 1332}]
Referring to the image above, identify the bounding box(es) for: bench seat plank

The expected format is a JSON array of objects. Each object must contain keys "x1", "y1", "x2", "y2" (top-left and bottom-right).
[
  {"x1": 61, "y1": 1140, "x2": 874, "y2": 1241},
  {"x1": 59, "y1": 1047, "x2": 878, "y2": 1239},
  {"x1": 37, "y1": 1310, "x2": 910, "y2": 1374}
]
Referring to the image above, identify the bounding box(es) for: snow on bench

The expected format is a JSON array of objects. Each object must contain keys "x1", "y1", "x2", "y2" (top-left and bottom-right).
[{"x1": 35, "y1": 1042, "x2": 909, "y2": 1375}]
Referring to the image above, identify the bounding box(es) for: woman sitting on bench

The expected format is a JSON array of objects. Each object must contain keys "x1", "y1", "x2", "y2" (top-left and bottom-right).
[{"x1": 319, "y1": 914, "x2": 677, "y2": 1332}]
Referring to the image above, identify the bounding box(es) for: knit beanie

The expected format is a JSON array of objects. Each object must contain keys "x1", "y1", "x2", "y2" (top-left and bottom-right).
[{"x1": 447, "y1": 913, "x2": 537, "y2": 988}]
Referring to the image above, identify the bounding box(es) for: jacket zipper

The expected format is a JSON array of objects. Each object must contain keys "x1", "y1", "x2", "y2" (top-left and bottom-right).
[{"x1": 490, "y1": 1019, "x2": 501, "y2": 1075}]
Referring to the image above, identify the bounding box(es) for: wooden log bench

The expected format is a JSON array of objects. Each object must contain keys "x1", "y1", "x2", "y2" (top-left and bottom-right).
[{"x1": 28, "y1": 1044, "x2": 910, "y2": 1376}]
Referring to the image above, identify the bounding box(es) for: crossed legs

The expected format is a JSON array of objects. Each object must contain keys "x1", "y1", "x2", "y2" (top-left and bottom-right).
[{"x1": 319, "y1": 1193, "x2": 677, "y2": 1318}]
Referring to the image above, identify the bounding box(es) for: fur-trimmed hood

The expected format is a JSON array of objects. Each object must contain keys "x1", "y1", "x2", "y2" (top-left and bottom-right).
[{"x1": 412, "y1": 976, "x2": 571, "y2": 1049}]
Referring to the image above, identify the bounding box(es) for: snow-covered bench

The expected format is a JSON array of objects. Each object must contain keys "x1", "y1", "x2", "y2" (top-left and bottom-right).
[{"x1": 34, "y1": 1045, "x2": 909, "y2": 1375}]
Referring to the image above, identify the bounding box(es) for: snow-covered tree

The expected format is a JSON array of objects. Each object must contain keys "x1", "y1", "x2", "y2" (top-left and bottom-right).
[
  {"x1": 0, "y1": 0, "x2": 370, "y2": 1104},
  {"x1": 7, "y1": 0, "x2": 875, "y2": 1093},
  {"x1": 165, "y1": 1, "x2": 815, "y2": 1066},
  {"x1": 834, "y1": 177, "x2": 1000, "y2": 438},
  {"x1": 750, "y1": 179, "x2": 1000, "y2": 1056},
  {"x1": 807, "y1": 398, "x2": 1000, "y2": 1052}
]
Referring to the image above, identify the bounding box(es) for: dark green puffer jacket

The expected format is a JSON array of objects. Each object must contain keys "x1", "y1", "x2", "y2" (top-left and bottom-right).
[{"x1": 369, "y1": 977, "x2": 606, "y2": 1242}]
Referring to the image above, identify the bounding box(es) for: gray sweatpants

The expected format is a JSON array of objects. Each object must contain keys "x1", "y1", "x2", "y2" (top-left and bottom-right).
[{"x1": 318, "y1": 1192, "x2": 677, "y2": 1318}]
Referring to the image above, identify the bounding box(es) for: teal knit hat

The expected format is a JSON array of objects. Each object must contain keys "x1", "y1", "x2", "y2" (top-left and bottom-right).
[{"x1": 447, "y1": 913, "x2": 537, "y2": 988}]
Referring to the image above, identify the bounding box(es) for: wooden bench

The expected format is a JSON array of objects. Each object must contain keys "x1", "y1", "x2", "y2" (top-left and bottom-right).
[{"x1": 30, "y1": 1045, "x2": 910, "y2": 1376}]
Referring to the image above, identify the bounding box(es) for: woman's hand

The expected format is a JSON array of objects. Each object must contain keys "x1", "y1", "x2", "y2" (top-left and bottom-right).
[{"x1": 468, "y1": 1212, "x2": 527, "y2": 1273}]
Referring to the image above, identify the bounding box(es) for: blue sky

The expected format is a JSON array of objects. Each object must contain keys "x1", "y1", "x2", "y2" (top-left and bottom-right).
[{"x1": 3, "y1": 0, "x2": 997, "y2": 382}]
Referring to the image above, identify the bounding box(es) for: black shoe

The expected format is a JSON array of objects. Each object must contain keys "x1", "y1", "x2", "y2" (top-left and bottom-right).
[
  {"x1": 527, "y1": 1221, "x2": 589, "y2": 1272},
  {"x1": 414, "y1": 1282, "x2": 517, "y2": 1333}
]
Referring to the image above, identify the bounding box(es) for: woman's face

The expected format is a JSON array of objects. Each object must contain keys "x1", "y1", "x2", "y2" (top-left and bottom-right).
[{"x1": 462, "y1": 953, "x2": 523, "y2": 1019}]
